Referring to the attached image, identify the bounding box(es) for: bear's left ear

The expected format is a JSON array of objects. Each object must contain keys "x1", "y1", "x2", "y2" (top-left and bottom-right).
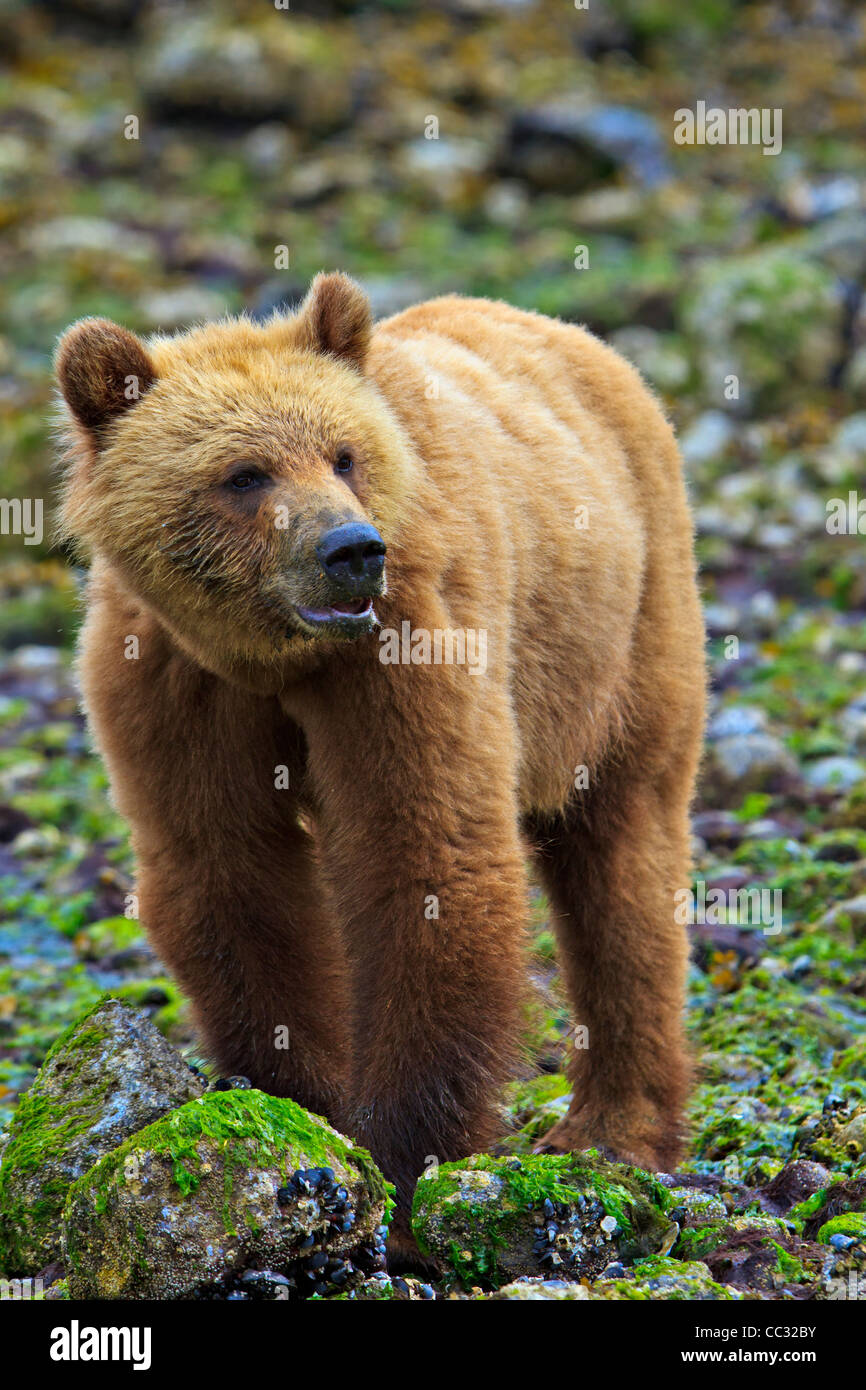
[
  {"x1": 296, "y1": 272, "x2": 372, "y2": 370},
  {"x1": 55, "y1": 317, "x2": 157, "y2": 436}
]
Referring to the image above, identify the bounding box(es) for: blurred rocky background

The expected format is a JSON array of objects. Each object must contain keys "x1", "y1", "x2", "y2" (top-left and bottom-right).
[{"x1": 1, "y1": 0, "x2": 866, "y2": 1300}]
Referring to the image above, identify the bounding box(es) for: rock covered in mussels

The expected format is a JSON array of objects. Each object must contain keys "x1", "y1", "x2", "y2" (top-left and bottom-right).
[
  {"x1": 62, "y1": 1089, "x2": 391, "y2": 1299},
  {"x1": 0, "y1": 998, "x2": 204, "y2": 1275},
  {"x1": 411, "y1": 1150, "x2": 674, "y2": 1287}
]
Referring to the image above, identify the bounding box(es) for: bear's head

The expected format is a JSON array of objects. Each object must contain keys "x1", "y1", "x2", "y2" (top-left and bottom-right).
[{"x1": 56, "y1": 273, "x2": 417, "y2": 678}]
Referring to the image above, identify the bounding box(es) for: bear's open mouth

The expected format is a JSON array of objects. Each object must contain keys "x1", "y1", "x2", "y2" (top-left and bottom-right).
[{"x1": 292, "y1": 596, "x2": 376, "y2": 632}]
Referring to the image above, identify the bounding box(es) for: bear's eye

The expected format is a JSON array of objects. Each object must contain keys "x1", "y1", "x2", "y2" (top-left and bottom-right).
[
  {"x1": 335, "y1": 450, "x2": 354, "y2": 475},
  {"x1": 227, "y1": 468, "x2": 265, "y2": 491}
]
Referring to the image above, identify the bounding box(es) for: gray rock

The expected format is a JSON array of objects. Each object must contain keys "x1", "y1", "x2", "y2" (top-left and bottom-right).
[
  {"x1": 839, "y1": 697, "x2": 866, "y2": 751},
  {"x1": 501, "y1": 102, "x2": 670, "y2": 192},
  {"x1": 30, "y1": 217, "x2": 153, "y2": 265},
  {"x1": 703, "y1": 602, "x2": 742, "y2": 638},
  {"x1": 63, "y1": 1090, "x2": 389, "y2": 1299},
  {"x1": 0, "y1": 1000, "x2": 204, "y2": 1275},
  {"x1": 364, "y1": 276, "x2": 433, "y2": 323},
  {"x1": 691, "y1": 810, "x2": 744, "y2": 846},
  {"x1": 137, "y1": 286, "x2": 229, "y2": 331},
  {"x1": 482, "y1": 180, "x2": 531, "y2": 227},
  {"x1": 608, "y1": 327, "x2": 691, "y2": 394},
  {"x1": 401, "y1": 136, "x2": 487, "y2": 192},
  {"x1": 803, "y1": 757, "x2": 866, "y2": 793},
  {"x1": 684, "y1": 244, "x2": 845, "y2": 415},
  {"x1": 707, "y1": 705, "x2": 768, "y2": 741},
  {"x1": 833, "y1": 414, "x2": 866, "y2": 456},
  {"x1": 819, "y1": 895, "x2": 866, "y2": 940},
  {"x1": 702, "y1": 732, "x2": 798, "y2": 804},
  {"x1": 759, "y1": 1160, "x2": 833, "y2": 1215},
  {"x1": 664, "y1": 1187, "x2": 728, "y2": 1224},
  {"x1": 695, "y1": 502, "x2": 754, "y2": 542},
  {"x1": 7, "y1": 645, "x2": 63, "y2": 673},
  {"x1": 782, "y1": 175, "x2": 860, "y2": 225},
  {"x1": 740, "y1": 818, "x2": 792, "y2": 842},
  {"x1": 140, "y1": 13, "x2": 356, "y2": 132},
  {"x1": 681, "y1": 411, "x2": 736, "y2": 466},
  {"x1": 806, "y1": 211, "x2": 866, "y2": 283},
  {"x1": 745, "y1": 590, "x2": 782, "y2": 634}
]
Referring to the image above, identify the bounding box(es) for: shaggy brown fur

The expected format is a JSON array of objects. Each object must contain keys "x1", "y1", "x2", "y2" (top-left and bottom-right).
[{"x1": 56, "y1": 273, "x2": 706, "y2": 1264}]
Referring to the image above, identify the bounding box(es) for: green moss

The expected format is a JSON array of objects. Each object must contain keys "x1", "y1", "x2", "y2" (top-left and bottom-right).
[
  {"x1": 770, "y1": 1242, "x2": 812, "y2": 1284},
  {"x1": 787, "y1": 1188, "x2": 830, "y2": 1229},
  {"x1": 788, "y1": 1175, "x2": 866, "y2": 1240},
  {"x1": 71, "y1": 916, "x2": 144, "y2": 958},
  {"x1": 674, "y1": 1213, "x2": 791, "y2": 1263},
  {"x1": 412, "y1": 1150, "x2": 670, "y2": 1286},
  {"x1": 0, "y1": 997, "x2": 117, "y2": 1271},
  {"x1": 674, "y1": 1221, "x2": 728, "y2": 1260},
  {"x1": 594, "y1": 1255, "x2": 741, "y2": 1301},
  {"x1": 66, "y1": 1089, "x2": 393, "y2": 1238},
  {"x1": 817, "y1": 1212, "x2": 866, "y2": 1244}
]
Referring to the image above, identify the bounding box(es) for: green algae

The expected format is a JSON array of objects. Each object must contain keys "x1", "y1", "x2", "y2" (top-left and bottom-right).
[
  {"x1": 674, "y1": 1214, "x2": 790, "y2": 1262},
  {"x1": 63, "y1": 1090, "x2": 393, "y2": 1296},
  {"x1": 65, "y1": 1088, "x2": 392, "y2": 1246},
  {"x1": 412, "y1": 1150, "x2": 670, "y2": 1287},
  {"x1": 816, "y1": 1211, "x2": 866, "y2": 1244},
  {"x1": 592, "y1": 1255, "x2": 741, "y2": 1301},
  {"x1": 788, "y1": 1175, "x2": 866, "y2": 1241},
  {"x1": 770, "y1": 1241, "x2": 813, "y2": 1284},
  {"x1": 0, "y1": 997, "x2": 117, "y2": 1273}
]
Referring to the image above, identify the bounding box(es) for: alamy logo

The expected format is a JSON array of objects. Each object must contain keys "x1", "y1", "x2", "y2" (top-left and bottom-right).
[
  {"x1": 0, "y1": 1276, "x2": 43, "y2": 1299},
  {"x1": 674, "y1": 101, "x2": 782, "y2": 156},
  {"x1": 0, "y1": 497, "x2": 43, "y2": 545},
  {"x1": 675, "y1": 882, "x2": 783, "y2": 935},
  {"x1": 379, "y1": 621, "x2": 488, "y2": 675},
  {"x1": 49, "y1": 1320, "x2": 152, "y2": 1371},
  {"x1": 826, "y1": 491, "x2": 866, "y2": 534}
]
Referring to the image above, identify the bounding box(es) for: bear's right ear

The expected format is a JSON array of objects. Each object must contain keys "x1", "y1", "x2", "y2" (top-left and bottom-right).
[{"x1": 55, "y1": 318, "x2": 157, "y2": 435}]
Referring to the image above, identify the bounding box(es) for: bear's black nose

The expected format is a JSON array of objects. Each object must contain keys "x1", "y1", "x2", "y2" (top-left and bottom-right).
[{"x1": 316, "y1": 522, "x2": 386, "y2": 590}]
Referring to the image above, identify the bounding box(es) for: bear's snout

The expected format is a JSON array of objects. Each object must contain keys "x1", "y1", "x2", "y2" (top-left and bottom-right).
[{"x1": 315, "y1": 521, "x2": 386, "y2": 594}]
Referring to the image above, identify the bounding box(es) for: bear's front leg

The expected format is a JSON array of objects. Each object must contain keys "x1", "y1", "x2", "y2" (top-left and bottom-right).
[
  {"x1": 78, "y1": 574, "x2": 350, "y2": 1122},
  {"x1": 293, "y1": 660, "x2": 528, "y2": 1264}
]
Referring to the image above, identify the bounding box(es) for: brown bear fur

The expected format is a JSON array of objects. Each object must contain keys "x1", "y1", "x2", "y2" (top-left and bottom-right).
[{"x1": 56, "y1": 274, "x2": 706, "y2": 1263}]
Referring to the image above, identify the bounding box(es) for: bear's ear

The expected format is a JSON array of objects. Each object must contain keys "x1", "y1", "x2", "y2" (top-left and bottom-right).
[
  {"x1": 55, "y1": 318, "x2": 157, "y2": 435},
  {"x1": 296, "y1": 272, "x2": 372, "y2": 370}
]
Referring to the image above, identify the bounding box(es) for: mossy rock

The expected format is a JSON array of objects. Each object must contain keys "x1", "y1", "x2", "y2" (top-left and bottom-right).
[
  {"x1": 140, "y1": 12, "x2": 357, "y2": 132},
  {"x1": 817, "y1": 1212, "x2": 866, "y2": 1245},
  {"x1": 697, "y1": 1227, "x2": 824, "y2": 1295},
  {"x1": 63, "y1": 1090, "x2": 392, "y2": 1299},
  {"x1": 411, "y1": 1150, "x2": 674, "y2": 1288},
  {"x1": 683, "y1": 243, "x2": 844, "y2": 414},
  {"x1": 674, "y1": 1212, "x2": 791, "y2": 1262},
  {"x1": 589, "y1": 1256, "x2": 744, "y2": 1301},
  {"x1": 664, "y1": 1185, "x2": 728, "y2": 1226},
  {"x1": 0, "y1": 998, "x2": 204, "y2": 1275},
  {"x1": 793, "y1": 1100, "x2": 866, "y2": 1173},
  {"x1": 789, "y1": 1175, "x2": 866, "y2": 1240}
]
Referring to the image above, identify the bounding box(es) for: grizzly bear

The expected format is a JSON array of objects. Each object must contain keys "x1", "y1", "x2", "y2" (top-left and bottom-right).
[{"x1": 56, "y1": 273, "x2": 705, "y2": 1265}]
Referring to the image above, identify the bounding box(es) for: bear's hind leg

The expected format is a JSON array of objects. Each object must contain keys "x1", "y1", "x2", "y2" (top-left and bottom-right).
[{"x1": 526, "y1": 768, "x2": 694, "y2": 1173}]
